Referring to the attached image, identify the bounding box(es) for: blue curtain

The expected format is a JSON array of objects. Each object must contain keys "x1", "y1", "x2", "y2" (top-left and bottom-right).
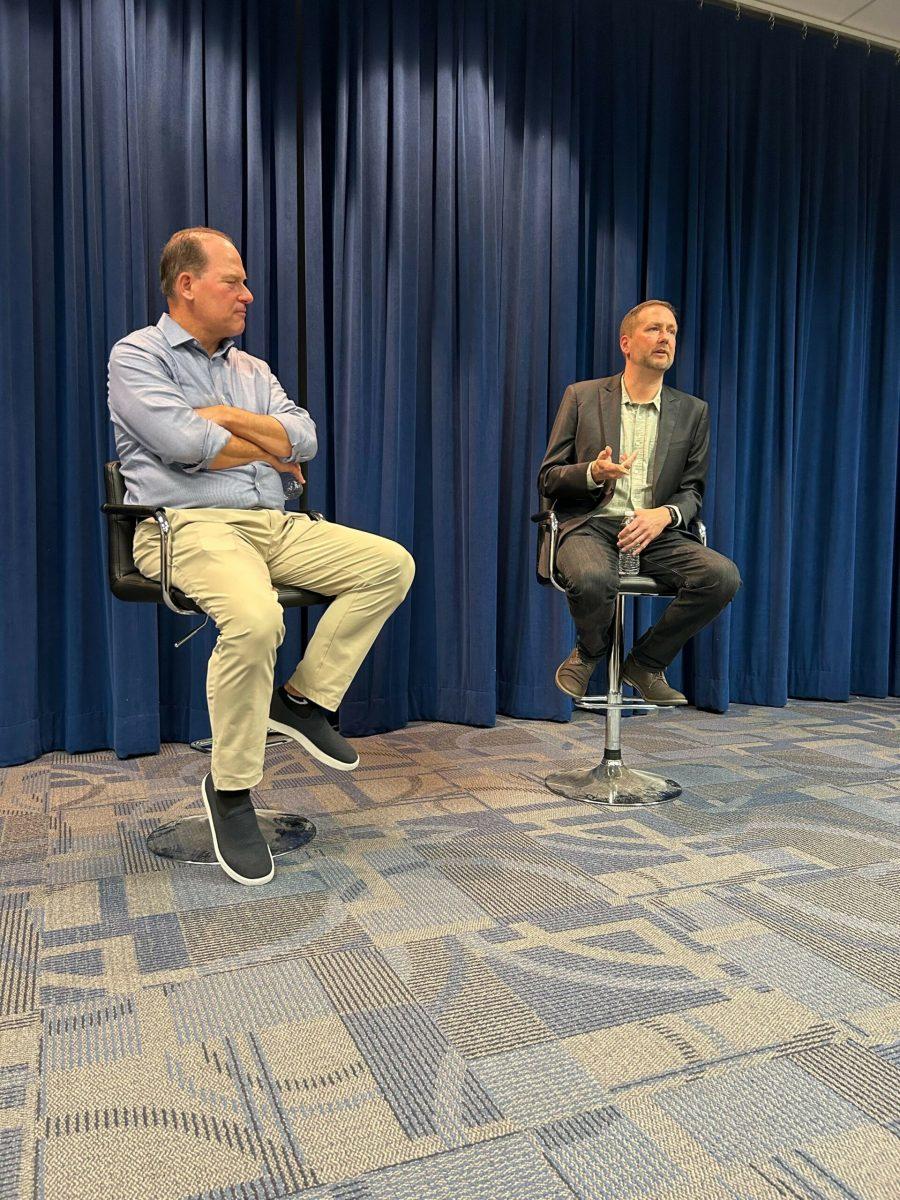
[
  {"x1": 1, "y1": 0, "x2": 301, "y2": 766},
  {"x1": 302, "y1": 0, "x2": 900, "y2": 735},
  {"x1": 2, "y1": 0, "x2": 898, "y2": 766}
]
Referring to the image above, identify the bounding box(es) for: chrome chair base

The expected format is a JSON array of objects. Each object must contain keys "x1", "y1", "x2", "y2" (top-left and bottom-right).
[
  {"x1": 146, "y1": 811, "x2": 316, "y2": 864},
  {"x1": 532, "y1": 510, "x2": 706, "y2": 812},
  {"x1": 545, "y1": 758, "x2": 681, "y2": 807}
]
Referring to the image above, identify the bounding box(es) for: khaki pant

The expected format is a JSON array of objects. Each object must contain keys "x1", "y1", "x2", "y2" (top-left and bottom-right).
[{"x1": 134, "y1": 509, "x2": 415, "y2": 789}]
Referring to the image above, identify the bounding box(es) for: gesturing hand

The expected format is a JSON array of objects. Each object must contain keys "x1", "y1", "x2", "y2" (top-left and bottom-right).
[
  {"x1": 617, "y1": 507, "x2": 672, "y2": 553},
  {"x1": 590, "y1": 446, "x2": 637, "y2": 485}
]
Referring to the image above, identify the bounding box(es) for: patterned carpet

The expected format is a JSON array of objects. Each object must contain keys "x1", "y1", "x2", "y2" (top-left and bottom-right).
[{"x1": 1, "y1": 698, "x2": 899, "y2": 1200}]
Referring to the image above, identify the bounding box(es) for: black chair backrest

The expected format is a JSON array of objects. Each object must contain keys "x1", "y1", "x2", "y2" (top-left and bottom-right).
[
  {"x1": 103, "y1": 461, "x2": 187, "y2": 604},
  {"x1": 104, "y1": 461, "x2": 137, "y2": 576}
]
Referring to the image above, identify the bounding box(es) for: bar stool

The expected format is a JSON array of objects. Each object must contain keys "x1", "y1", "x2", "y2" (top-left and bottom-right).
[
  {"x1": 533, "y1": 508, "x2": 705, "y2": 807},
  {"x1": 101, "y1": 461, "x2": 328, "y2": 864}
]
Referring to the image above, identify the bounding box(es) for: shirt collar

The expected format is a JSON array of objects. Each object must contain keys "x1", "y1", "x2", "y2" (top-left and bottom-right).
[
  {"x1": 621, "y1": 375, "x2": 662, "y2": 411},
  {"x1": 157, "y1": 312, "x2": 235, "y2": 358}
]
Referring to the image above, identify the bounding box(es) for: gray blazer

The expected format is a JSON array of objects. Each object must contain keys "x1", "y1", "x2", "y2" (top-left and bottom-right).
[{"x1": 536, "y1": 373, "x2": 710, "y2": 581}]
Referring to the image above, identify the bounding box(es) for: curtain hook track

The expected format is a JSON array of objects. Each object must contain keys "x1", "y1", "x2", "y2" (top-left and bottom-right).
[
  {"x1": 832, "y1": 32, "x2": 839, "y2": 50},
  {"x1": 768, "y1": 14, "x2": 775, "y2": 31},
  {"x1": 801, "y1": 23, "x2": 808, "y2": 41},
  {"x1": 735, "y1": 2, "x2": 741, "y2": 20}
]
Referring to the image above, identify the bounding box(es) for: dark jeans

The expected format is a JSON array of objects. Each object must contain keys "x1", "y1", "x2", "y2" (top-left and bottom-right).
[{"x1": 555, "y1": 516, "x2": 741, "y2": 668}]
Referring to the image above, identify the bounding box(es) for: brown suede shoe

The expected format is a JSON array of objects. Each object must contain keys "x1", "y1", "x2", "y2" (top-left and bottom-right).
[
  {"x1": 555, "y1": 645, "x2": 601, "y2": 699},
  {"x1": 622, "y1": 654, "x2": 687, "y2": 705}
]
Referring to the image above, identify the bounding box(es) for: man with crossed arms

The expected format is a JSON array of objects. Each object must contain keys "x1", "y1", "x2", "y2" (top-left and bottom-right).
[
  {"x1": 538, "y1": 300, "x2": 740, "y2": 704},
  {"x1": 108, "y1": 227, "x2": 414, "y2": 886}
]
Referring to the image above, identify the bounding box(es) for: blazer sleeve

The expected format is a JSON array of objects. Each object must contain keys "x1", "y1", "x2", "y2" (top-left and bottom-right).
[
  {"x1": 537, "y1": 385, "x2": 613, "y2": 503},
  {"x1": 664, "y1": 403, "x2": 709, "y2": 527}
]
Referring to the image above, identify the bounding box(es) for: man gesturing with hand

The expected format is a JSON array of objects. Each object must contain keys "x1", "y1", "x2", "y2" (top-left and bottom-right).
[
  {"x1": 537, "y1": 301, "x2": 740, "y2": 703},
  {"x1": 108, "y1": 227, "x2": 414, "y2": 886}
]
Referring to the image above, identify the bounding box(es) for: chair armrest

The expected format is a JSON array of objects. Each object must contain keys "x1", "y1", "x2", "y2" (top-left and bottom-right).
[
  {"x1": 532, "y1": 509, "x2": 566, "y2": 593},
  {"x1": 100, "y1": 501, "x2": 196, "y2": 617},
  {"x1": 101, "y1": 503, "x2": 163, "y2": 521}
]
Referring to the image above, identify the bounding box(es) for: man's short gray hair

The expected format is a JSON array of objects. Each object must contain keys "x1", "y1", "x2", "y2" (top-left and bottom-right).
[
  {"x1": 619, "y1": 300, "x2": 678, "y2": 340},
  {"x1": 159, "y1": 227, "x2": 235, "y2": 298}
]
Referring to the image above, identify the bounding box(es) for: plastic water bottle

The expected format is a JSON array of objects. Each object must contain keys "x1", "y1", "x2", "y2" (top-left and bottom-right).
[{"x1": 618, "y1": 515, "x2": 640, "y2": 575}]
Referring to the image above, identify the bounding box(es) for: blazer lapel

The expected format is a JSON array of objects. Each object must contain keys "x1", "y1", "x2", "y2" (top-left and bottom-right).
[
  {"x1": 599, "y1": 374, "x2": 622, "y2": 461},
  {"x1": 652, "y1": 385, "x2": 680, "y2": 489}
]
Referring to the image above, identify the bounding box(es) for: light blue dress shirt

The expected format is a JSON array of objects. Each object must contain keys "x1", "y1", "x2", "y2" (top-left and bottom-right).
[{"x1": 108, "y1": 313, "x2": 317, "y2": 509}]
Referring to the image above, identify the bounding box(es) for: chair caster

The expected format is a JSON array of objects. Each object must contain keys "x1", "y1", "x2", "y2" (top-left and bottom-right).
[{"x1": 545, "y1": 758, "x2": 681, "y2": 807}]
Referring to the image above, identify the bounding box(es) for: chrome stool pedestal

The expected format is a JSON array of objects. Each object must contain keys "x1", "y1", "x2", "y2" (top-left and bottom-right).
[
  {"x1": 545, "y1": 591, "x2": 682, "y2": 808},
  {"x1": 533, "y1": 508, "x2": 707, "y2": 810}
]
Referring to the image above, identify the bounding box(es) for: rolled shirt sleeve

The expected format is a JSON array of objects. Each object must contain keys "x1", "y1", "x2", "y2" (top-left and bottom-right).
[
  {"x1": 108, "y1": 343, "x2": 231, "y2": 471},
  {"x1": 266, "y1": 371, "x2": 318, "y2": 463}
]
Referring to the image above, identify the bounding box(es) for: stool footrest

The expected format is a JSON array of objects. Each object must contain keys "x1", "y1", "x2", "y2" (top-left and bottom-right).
[
  {"x1": 545, "y1": 760, "x2": 681, "y2": 807},
  {"x1": 575, "y1": 697, "x2": 658, "y2": 712},
  {"x1": 190, "y1": 732, "x2": 291, "y2": 754}
]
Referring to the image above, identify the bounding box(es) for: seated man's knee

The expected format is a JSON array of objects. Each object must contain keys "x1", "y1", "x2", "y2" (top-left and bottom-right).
[
  {"x1": 223, "y1": 600, "x2": 285, "y2": 653},
  {"x1": 708, "y1": 557, "x2": 741, "y2": 603},
  {"x1": 382, "y1": 542, "x2": 415, "y2": 600},
  {"x1": 565, "y1": 562, "x2": 617, "y2": 604}
]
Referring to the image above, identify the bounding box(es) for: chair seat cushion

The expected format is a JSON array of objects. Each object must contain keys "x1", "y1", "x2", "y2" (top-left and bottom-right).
[
  {"x1": 111, "y1": 571, "x2": 329, "y2": 612},
  {"x1": 618, "y1": 574, "x2": 677, "y2": 598}
]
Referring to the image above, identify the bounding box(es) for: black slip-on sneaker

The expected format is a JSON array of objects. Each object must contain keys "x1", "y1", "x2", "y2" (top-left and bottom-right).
[
  {"x1": 200, "y1": 774, "x2": 274, "y2": 885},
  {"x1": 268, "y1": 687, "x2": 360, "y2": 771}
]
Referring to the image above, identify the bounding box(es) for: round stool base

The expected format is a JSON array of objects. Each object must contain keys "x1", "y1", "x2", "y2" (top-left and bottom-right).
[
  {"x1": 545, "y1": 761, "x2": 681, "y2": 807},
  {"x1": 146, "y1": 811, "x2": 316, "y2": 864}
]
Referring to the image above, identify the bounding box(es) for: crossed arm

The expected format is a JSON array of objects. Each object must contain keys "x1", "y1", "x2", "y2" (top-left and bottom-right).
[
  {"x1": 196, "y1": 405, "x2": 304, "y2": 484},
  {"x1": 107, "y1": 342, "x2": 316, "y2": 485}
]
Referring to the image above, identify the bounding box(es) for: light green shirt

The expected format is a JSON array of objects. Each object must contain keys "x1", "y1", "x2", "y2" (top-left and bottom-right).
[
  {"x1": 587, "y1": 377, "x2": 665, "y2": 510},
  {"x1": 604, "y1": 379, "x2": 661, "y2": 516},
  {"x1": 585, "y1": 379, "x2": 683, "y2": 526}
]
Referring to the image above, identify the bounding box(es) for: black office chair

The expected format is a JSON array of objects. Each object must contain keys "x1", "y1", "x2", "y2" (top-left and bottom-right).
[
  {"x1": 533, "y1": 505, "x2": 706, "y2": 806},
  {"x1": 102, "y1": 461, "x2": 329, "y2": 864}
]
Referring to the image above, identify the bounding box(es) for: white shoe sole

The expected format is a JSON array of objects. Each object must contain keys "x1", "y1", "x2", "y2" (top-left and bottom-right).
[
  {"x1": 201, "y1": 775, "x2": 274, "y2": 886},
  {"x1": 267, "y1": 719, "x2": 360, "y2": 771}
]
